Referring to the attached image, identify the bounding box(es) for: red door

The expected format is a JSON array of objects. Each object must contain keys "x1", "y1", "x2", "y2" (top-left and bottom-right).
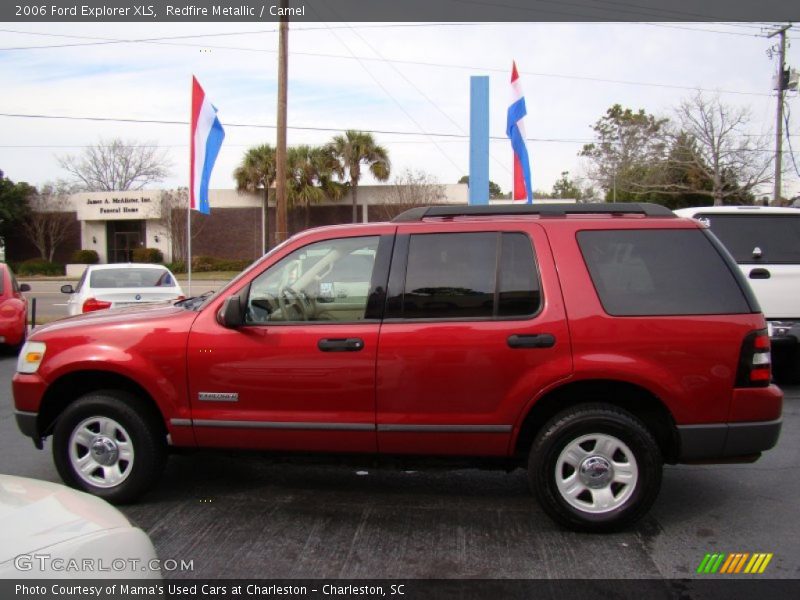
[
  {"x1": 186, "y1": 232, "x2": 392, "y2": 453},
  {"x1": 376, "y1": 222, "x2": 573, "y2": 456}
]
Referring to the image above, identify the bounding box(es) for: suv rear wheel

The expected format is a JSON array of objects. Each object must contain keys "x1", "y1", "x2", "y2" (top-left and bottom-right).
[
  {"x1": 52, "y1": 391, "x2": 167, "y2": 503},
  {"x1": 529, "y1": 404, "x2": 662, "y2": 532}
]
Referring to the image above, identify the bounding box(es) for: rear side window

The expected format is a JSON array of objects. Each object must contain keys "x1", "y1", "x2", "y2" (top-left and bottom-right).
[
  {"x1": 693, "y1": 214, "x2": 800, "y2": 264},
  {"x1": 398, "y1": 232, "x2": 540, "y2": 319},
  {"x1": 577, "y1": 229, "x2": 751, "y2": 316}
]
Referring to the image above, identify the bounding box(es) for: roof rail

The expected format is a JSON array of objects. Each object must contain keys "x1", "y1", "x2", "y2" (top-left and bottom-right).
[{"x1": 391, "y1": 202, "x2": 676, "y2": 222}]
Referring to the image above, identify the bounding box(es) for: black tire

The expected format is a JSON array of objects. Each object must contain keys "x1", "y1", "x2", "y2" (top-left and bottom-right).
[
  {"x1": 528, "y1": 403, "x2": 662, "y2": 532},
  {"x1": 52, "y1": 390, "x2": 167, "y2": 504}
]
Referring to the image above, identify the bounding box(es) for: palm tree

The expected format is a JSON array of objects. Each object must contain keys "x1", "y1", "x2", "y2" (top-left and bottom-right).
[
  {"x1": 327, "y1": 131, "x2": 390, "y2": 223},
  {"x1": 234, "y1": 144, "x2": 276, "y2": 254},
  {"x1": 286, "y1": 146, "x2": 326, "y2": 230}
]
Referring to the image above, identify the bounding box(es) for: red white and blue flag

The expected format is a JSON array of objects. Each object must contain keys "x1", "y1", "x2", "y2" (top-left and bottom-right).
[
  {"x1": 507, "y1": 61, "x2": 533, "y2": 203},
  {"x1": 190, "y1": 76, "x2": 225, "y2": 215}
]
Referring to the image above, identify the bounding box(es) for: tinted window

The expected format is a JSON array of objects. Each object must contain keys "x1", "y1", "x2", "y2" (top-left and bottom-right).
[
  {"x1": 694, "y1": 214, "x2": 800, "y2": 264},
  {"x1": 246, "y1": 236, "x2": 379, "y2": 324},
  {"x1": 90, "y1": 268, "x2": 176, "y2": 288},
  {"x1": 400, "y1": 232, "x2": 540, "y2": 319},
  {"x1": 403, "y1": 233, "x2": 496, "y2": 319},
  {"x1": 578, "y1": 229, "x2": 750, "y2": 316},
  {"x1": 498, "y1": 233, "x2": 540, "y2": 317}
]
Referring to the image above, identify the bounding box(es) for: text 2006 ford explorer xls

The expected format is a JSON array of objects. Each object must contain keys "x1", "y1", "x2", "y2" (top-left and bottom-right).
[{"x1": 13, "y1": 204, "x2": 782, "y2": 531}]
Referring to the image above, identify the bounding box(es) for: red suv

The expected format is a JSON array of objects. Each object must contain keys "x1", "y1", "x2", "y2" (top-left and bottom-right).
[{"x1": 12, "y1": 204, "x2": 782, "y2": 531}]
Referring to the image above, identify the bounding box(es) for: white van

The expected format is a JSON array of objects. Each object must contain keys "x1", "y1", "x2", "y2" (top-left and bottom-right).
[{"x1": 675, "y1": 206, "x2": 800, "y2": 382}]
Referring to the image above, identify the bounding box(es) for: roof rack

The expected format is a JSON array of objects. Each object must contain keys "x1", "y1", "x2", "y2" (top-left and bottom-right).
[{"x1": 392, "y1": 202, "x2": 676, "y2": 222}]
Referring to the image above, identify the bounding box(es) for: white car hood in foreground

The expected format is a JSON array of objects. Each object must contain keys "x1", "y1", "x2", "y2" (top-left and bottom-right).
[{"x1": 0, "y1": 475, "x2": 159, "y2": 579}]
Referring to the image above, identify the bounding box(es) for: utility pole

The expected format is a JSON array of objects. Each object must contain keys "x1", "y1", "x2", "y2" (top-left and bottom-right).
[
  {"x1": 275, "y1": 0, "x2": 289, "y2": 243},
  {"x1": 767, "y1": 24, "x2": 791, "y2": 205}
]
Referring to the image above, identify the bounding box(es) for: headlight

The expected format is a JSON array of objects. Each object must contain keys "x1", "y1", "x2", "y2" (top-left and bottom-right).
[{"x1": 17, "y1": 342, "x2": 46, "y2": 374}]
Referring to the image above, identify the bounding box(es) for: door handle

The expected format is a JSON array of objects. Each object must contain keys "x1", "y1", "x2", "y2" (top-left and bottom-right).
[
  {"x1": 749, "y1": 268, "x2": 771, "y2": 280},
  {"x1": 507, "y1": 334, "x2": 556, "y2": 349},
  {"x1": 318, "y1": 338, "x2": 364, "y2": 352}
]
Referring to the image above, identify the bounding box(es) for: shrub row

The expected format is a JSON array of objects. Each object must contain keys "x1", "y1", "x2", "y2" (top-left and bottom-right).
[
  {"x1": 190, "y1": 256, "x2": 252, "y2": 273},
  {"x1": 131, "y1": 247, "x2": 164, "y2": 264},
  {"x1": 12, "y1": 252, "x2": 248, "y2": 277},
  {"x1": 71, "y1": 249, "x2": 99, "y2": 264},
  {"x1": 15, "y1": 259, "x2": 66, "y2": 276}
]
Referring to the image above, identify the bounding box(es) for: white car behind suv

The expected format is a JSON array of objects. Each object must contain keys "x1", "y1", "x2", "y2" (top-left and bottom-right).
[
  {"x1": 675, "y1": 205, "x2": 800, "y2": 382},
  {"x1": 62, "y1": 264, "x2": 185, "y2": 316}
]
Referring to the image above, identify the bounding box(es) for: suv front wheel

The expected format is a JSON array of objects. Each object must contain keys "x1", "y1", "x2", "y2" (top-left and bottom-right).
[
  {"x1": 529, "y1": 404, "x2": 662, "y2": 532},
  {"x1": 52, "y1": 391, "x2": 167, "y2": 503}
]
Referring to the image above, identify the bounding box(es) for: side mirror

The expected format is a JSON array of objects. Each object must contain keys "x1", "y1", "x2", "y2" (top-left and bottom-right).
[
  {"x1": 218, "y1": 294, "x2": 244, "y2": 328},
  {"x1": 60, "y1": 284, "x2": 74, "y2": 294},
  {"x1": 19, "y1": 283, "x2": 31, "y2": 292}
]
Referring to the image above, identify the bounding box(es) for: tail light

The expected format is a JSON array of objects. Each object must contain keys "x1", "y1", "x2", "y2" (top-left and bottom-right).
[
  {"x1": 82, "y1": 298, "x2": 112, "y2": 313},
  {"x1": 736, "y1": 329, "x2": 772, "y2": 387}
]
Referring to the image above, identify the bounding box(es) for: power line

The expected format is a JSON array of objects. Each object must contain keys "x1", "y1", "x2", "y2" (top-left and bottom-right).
[
  {"x1": 0, "y1": 112, "x2": 792, "y2": 147},
  {"x1": 0, "y1": 110, "x2": 589, "y2": 143},
  {"x1": 335, "y1": 18, "x2": 512, "y2": 175},
  {"x1": 0, "y1": 27, "x2": 779, "y2": 97},
  {"x1": 314, "y1": 19, "x2": 466, "y2": 175}
]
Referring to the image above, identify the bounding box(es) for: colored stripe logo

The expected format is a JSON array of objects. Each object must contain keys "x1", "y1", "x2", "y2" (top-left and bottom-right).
[{"x1": 696, "y1": 552, "x2": 773, "y2": 574}]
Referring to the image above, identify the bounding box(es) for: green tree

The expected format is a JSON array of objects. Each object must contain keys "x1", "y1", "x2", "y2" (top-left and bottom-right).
[
  {"x1": 328, "y1": 131, "x2": 390, "y2": 223},
  {"x1": 580, "y1": 104, "x2": 668, "y2": 202},
  {"x1": 0, "y1": 170, "x2": 34, "y2": 247},
  {"x1": 552, "y1": 171, "x2": 583, "y2": 200},
  {"x1": 234, "y1": 144, "x2": 276, "y2": 253},
  {"x1": 458, "y1": 175, "x2": 503, "y2": 199},
  {"x1": 286, "y1": 145, "x2": 344, "y2": 230}
]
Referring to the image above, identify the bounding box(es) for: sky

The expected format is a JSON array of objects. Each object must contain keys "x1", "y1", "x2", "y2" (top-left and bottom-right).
[{"x1": 0, "y1": 20, "x2": 798, "y2": 199}]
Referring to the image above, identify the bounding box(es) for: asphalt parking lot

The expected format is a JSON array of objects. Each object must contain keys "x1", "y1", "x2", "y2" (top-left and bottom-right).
[{"x1": 1, "y1": 355, "x2": 798, "y2": 581}]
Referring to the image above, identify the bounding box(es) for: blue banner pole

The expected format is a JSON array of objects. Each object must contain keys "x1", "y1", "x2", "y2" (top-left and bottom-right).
[{"x1": 469, "y1": 76, "x2": 490, "y2": 205}]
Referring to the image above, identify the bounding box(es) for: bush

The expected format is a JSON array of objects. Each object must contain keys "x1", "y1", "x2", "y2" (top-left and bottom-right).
[
  {"x1": 165, "y1": 261, "x2": 186, "y2": 274},
  {"x1": 131, "y1": 247, "x2": 164, "y2": 264},
  {"x1": 16, "y1": 259, "x2": 65, "y2": 276},
  {"x1": 191, "y1": 256, "x2": 251, "y2": 273},
  {"x1": 71, "y1": 249, "x2": 99, "y2": 264}
]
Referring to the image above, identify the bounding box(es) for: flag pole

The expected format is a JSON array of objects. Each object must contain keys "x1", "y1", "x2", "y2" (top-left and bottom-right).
[
  {"x1": 187, "y1": 76, "x2": 193, "y2": 296},
  {"x1": 187, "y1": 193, "x2": 192, "y2": 296}
]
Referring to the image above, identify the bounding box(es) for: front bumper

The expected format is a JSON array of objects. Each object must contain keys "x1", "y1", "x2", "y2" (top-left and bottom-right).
[
  {"x1": 677, "y1": 418, "x2": 782, "y2": 462},
  {"x1": 15, "y1": 410, "x2": 38, "y2": 438}
]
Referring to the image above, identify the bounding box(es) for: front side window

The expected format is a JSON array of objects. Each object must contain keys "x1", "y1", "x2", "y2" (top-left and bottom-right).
[
  {"x1": 397, "y1": 232, "x2": 540, "y2": 320},
  {"x1": 246, "y1": 236, "x2": 379, "y2": 324}
]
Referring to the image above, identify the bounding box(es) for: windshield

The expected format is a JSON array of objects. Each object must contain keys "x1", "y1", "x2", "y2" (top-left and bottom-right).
[{"x1": 696, "y1": 214, "x2": 800, "y2": 264}]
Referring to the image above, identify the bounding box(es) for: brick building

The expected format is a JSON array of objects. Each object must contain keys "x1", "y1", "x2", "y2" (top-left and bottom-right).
[{"x1": 6, "y1": 184, "x2": 469, "y2": 265}]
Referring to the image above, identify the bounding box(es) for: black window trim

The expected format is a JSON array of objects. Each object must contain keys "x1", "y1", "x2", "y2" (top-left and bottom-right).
[
  {"x1": 383, "y1": 230, "x2": 544, "y2": 323},
  {"x1": 241, "y1": 233, "x2": 393, "y2": 327}
]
